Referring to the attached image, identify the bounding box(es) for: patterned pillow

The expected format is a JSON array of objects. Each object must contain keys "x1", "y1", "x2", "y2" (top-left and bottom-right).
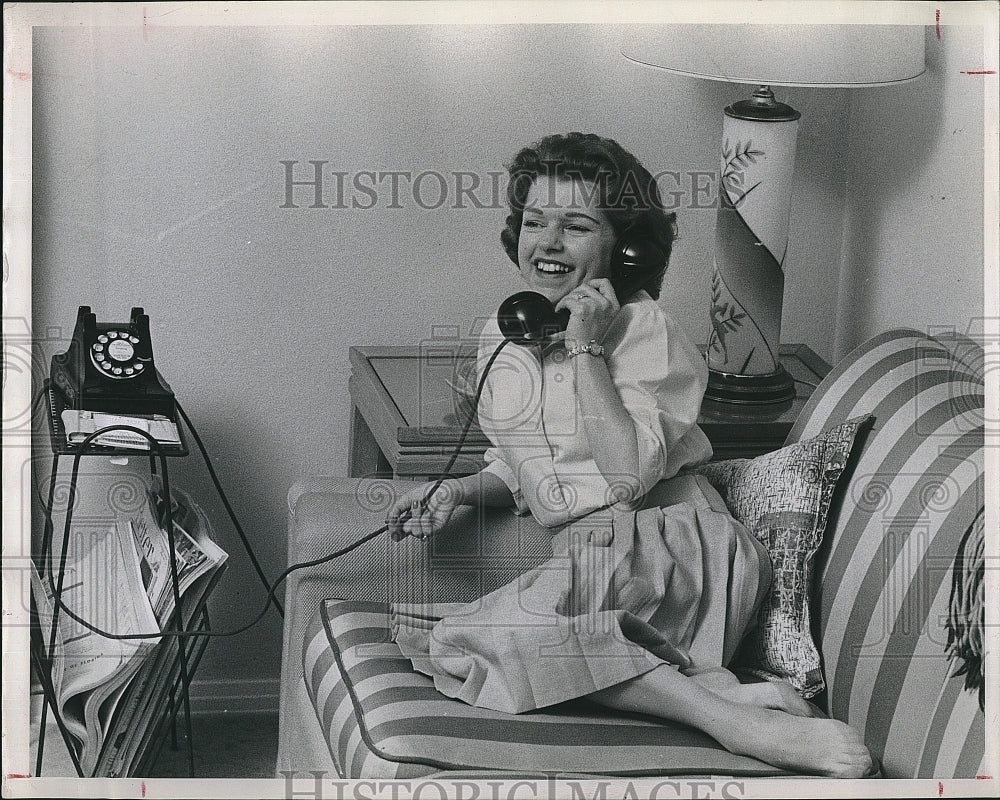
[{"x1": 694, "y1": 416, "x2": 871, "y2": 697}]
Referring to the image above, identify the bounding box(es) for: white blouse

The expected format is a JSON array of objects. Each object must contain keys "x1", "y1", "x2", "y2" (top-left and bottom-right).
[{"x1": 476, "y1": 291, "x2": 713, "y2": 527}]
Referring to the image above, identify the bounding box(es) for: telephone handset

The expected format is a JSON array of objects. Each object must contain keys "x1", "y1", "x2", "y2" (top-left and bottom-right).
[
  {"x1": 496, "y1": 233, "x2": 667, "y2": 345},
  {"x1": 50, "y1": 306, "x2": 177, "y2": 419}
]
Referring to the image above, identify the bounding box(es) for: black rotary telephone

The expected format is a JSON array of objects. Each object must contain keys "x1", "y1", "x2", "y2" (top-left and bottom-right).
[
  {"x1": 496, "y1": 232, "x2": 666, "y2": 345},
  {"x1": 50, "y1": 306, "x2": 177, "y2": 419}
]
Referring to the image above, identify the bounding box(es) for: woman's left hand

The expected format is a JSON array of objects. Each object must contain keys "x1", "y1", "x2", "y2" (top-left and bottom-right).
[{"x1": 555, "y1": 278, "x2": 620, "y2": 349}]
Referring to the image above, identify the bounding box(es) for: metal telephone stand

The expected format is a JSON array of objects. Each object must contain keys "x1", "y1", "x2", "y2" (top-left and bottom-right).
[{"x1": 31, "y1": 380, "x2": 207, "y2": 778}]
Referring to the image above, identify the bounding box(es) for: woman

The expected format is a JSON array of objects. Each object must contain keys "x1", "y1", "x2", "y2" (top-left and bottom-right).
[{"x1": 386, "y1": 133, "x2": 873, "y2": 778}]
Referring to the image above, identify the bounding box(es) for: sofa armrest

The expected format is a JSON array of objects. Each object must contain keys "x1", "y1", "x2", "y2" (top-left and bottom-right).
[
  {"x1": 277, "y1": 476, "x2": 555, "y2": 770},
  {"x1": 285, "y1": 477, "x2": 555, "y2": 602},
  {"x1": 784, "y1": 329, "x2": 985, "y2": 778}
]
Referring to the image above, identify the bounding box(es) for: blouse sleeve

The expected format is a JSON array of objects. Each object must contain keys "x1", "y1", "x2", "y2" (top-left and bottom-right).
[
  {"x1": 476, "y1": 317, "x2": 532, "y2": 516},
  {"x1": 603, "y1": 299, "x2": 712, "y2": 500},
  {"x1": 481, "y1": 448, "x2": 531, "y2": 515}
]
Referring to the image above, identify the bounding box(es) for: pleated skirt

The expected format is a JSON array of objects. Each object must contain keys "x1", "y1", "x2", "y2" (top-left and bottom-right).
[{"x1": 392, "y1": 474, "x2": 771, "y2": 714}]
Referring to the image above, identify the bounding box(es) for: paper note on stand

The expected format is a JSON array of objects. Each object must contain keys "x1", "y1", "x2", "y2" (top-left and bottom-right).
[{"x1": 61, "y1": 410, "x2": 180, "y2": 450}]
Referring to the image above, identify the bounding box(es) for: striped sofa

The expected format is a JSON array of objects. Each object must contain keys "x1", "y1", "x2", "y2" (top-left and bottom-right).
[{"x1": 277, "y1": 329, "x2": 986, "y2": 780}]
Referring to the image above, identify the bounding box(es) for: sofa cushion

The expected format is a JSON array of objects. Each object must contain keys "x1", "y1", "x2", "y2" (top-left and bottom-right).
[
  {"x1": 784, "y1": 329, "x2": 985, "y2": 778},
  {"x1": 695, "y1": 415, "x2": 871, "y2": 698},
  {"x1": 278, "y1": 478, "x2": 556, "y2": 773},
  {"x1": 303, "y1": 598, "x2": 790, "y2": 779}
]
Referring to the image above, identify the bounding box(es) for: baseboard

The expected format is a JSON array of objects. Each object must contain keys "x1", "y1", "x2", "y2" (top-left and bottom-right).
[{"x1": 187, "y1": 678, "x2": 280, "y2": 716}]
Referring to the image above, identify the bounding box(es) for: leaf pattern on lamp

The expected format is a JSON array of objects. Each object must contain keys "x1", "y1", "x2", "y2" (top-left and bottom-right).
[
  {"x1": 708, "y1": 129, "x2": 790, "y2": 377},
  {"x1": 720, "y1": 139, "x2": 763, "y2": 209},
  {"x1": 707, "y1": 267, "x2": 747, "y2": 365}
]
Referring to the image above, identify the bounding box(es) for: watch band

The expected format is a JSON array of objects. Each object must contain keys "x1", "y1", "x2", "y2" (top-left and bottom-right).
[{"x1": 566, "y1": 340, "x2": 605, "y2": 358}]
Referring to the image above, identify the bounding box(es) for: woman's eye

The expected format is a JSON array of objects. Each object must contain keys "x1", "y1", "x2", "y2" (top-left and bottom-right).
[
  {"x1": 566, "y1": 225, "x2": 591, "y2": 233},
  {"x1": 522, "y1": 219, "x2": 543, "y2": 229}
]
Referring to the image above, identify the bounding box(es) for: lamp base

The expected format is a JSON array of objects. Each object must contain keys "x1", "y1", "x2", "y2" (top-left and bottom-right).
[{"x1": 705, "y1": 365, "x2": 796, "y2": 405}]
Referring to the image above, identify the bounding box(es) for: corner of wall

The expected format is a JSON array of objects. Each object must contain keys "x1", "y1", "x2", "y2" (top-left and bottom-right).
[{"x1": 832, "y1": 90, "x2": 864, "y2": 364}]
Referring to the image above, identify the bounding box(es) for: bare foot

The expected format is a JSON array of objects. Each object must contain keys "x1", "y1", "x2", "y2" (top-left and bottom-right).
[
  {"x1": 742, "y1": 680, "x2": 816, "y2": 717},
  {"x1": 718, "y1": 709, "x2": 874, "y2": 778},
  {"x1": 689, "y1": 668, "x2": 740, "y2": 693},
  {"x1": 589, "y1": 665, "x2": 871, "y2": 778},
  {"x1": 698, "y1": 677, "x2": 815, "y2": 717}
]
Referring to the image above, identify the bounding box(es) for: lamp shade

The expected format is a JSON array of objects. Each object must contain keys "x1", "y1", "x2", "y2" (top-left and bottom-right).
[
  {"x1": 622, "y1": 23, "x2": 925, "y2": 404},
  {"x1": 621, "y1": 24, "x2": 925, "y2": 87}
]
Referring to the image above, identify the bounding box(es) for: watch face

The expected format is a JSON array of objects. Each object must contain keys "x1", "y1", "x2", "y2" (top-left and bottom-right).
[{"x1": 567, "y1": 341, "x2": 604, "y2": 358}]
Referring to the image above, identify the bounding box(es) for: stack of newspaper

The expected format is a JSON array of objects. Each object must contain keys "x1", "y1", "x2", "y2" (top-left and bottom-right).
[{"x1": 31, "y1": 483, "x2": 227, "y2": 777}]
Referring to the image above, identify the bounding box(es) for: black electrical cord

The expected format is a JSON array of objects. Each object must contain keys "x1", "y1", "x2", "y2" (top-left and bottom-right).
[
  {"x1": 36, "y1": 338, "x2": 510, "y2": 642},
  {"x1": 175, "y1": 400, "x2": 284, "y2": 617},
  {"x1": 31, "y1": 385, "x2": 282, "y2": 619}
]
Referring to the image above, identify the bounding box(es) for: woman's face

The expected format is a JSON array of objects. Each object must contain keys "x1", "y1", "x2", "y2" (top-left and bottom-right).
[{"x1": 516, "y1": 176, "x2": 617, "y2": 304}]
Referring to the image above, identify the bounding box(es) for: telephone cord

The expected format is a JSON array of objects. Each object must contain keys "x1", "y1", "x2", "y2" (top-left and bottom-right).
[
  {"x1": 175, "y1": 400, "x2": 284, "y2": 617},
  {"x1": 29, "y1": 386, "x2": 283, "y2": 615},
  {"x1": 36, "y1": 338, "x2": 510, "y2": 641}
]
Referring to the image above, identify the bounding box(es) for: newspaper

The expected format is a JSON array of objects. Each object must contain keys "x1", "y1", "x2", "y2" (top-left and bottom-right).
[
  {"x1": 31, "y1": 528, "x2": 160, "y2": 775},
  {"x1": 98, "y1": 587, "x2": 215, "y2": 777},
  {"x1": 123, "y1": 488, "x2": 226, "y2": 622},
  {"x1": 98, "y1": 488, "x2": 227, "y2": 777},
  {"x1": 31, "y1": 486, "x2": 227, "y2": 776}
]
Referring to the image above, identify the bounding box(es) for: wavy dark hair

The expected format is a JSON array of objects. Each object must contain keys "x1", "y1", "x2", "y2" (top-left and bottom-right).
[{"x1": 501, "y1": 132, "x2": 678, "y2": 299}]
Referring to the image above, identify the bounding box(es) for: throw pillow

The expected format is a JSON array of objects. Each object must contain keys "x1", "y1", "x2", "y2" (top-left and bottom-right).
[{"x1": 694, "y1": 415, "x2": 871, "y2": 697}]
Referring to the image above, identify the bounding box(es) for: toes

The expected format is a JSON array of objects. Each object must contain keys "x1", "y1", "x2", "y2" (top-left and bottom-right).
[{"x1": 863, "y1": 755, "x2": 881, "y2": 778}]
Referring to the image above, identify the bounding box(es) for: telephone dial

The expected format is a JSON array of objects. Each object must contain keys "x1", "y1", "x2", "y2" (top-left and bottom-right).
[
  {"x1": 50, "y1": 306, "x2": 176, "y2": 419},
  {"x1": 497, "y1": 231, "x2": 666, "y2": 345}
]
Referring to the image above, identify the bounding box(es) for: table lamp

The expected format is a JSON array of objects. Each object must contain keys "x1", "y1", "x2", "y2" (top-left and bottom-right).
[{"x1": 623, "y1": 24, "x2": 925, "y2": 403}]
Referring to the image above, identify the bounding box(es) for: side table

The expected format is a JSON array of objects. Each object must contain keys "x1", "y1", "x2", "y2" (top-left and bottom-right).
[{"x1": 348, "y1": 343, "x2": 831, "y2": 479}]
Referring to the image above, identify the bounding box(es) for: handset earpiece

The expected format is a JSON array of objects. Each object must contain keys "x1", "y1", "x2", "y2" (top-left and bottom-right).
[
  {"x1": 497, "y1": 229, "x2": 666, "y2": 346},
  {"x1": 608, "y1": 233, "x2": 666, "y2": 303}
]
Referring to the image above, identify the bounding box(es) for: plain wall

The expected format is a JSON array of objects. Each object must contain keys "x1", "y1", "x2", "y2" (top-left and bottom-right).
[
  {"x1": 28, "y1": 22, "x2": 985, "y2": 703},
  {"x1": 835, "y1": 25, "x2": 986, "y2": 356}
]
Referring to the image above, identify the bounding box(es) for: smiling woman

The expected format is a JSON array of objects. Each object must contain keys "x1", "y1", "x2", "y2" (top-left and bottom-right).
[
  {"x1": 386, "y1": 132, "x2": 705, "y2": 534},
  {"x1": 382, "y1": 132, "x2": 876, "y2": 778}
]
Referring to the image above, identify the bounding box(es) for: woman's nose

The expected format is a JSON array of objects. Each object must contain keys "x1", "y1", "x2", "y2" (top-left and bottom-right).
[{"x1": 538, "y1": 224, "x2": 563, "y2": 250}]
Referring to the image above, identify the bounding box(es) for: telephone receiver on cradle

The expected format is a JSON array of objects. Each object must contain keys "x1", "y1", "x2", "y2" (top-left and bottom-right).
[
  {"x1": 496, "y1": 233, "x2": 667, "y2": 345},
  {"x1": 50, "y1": 305, "x2": 177, "y2": 420}
]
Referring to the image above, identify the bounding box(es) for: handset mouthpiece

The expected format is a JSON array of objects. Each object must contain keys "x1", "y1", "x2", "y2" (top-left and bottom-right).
[{"x1": 497, "y1": 291, "x2": 569, "y2": 345}]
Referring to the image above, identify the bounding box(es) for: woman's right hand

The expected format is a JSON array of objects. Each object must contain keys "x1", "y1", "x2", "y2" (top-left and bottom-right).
[{"x1": 385, "y1": 480, "x2": 464, "y2": 541}]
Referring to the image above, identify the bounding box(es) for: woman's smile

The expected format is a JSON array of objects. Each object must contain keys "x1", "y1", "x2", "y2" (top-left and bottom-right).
[{"x1": 535, "y1": 259, "x2": 573, "y2": 275}]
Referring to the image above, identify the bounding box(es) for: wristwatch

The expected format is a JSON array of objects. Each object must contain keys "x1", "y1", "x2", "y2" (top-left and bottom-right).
[{"x1": 566, "y1": 340, "x2": 605, "y2": 358}]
